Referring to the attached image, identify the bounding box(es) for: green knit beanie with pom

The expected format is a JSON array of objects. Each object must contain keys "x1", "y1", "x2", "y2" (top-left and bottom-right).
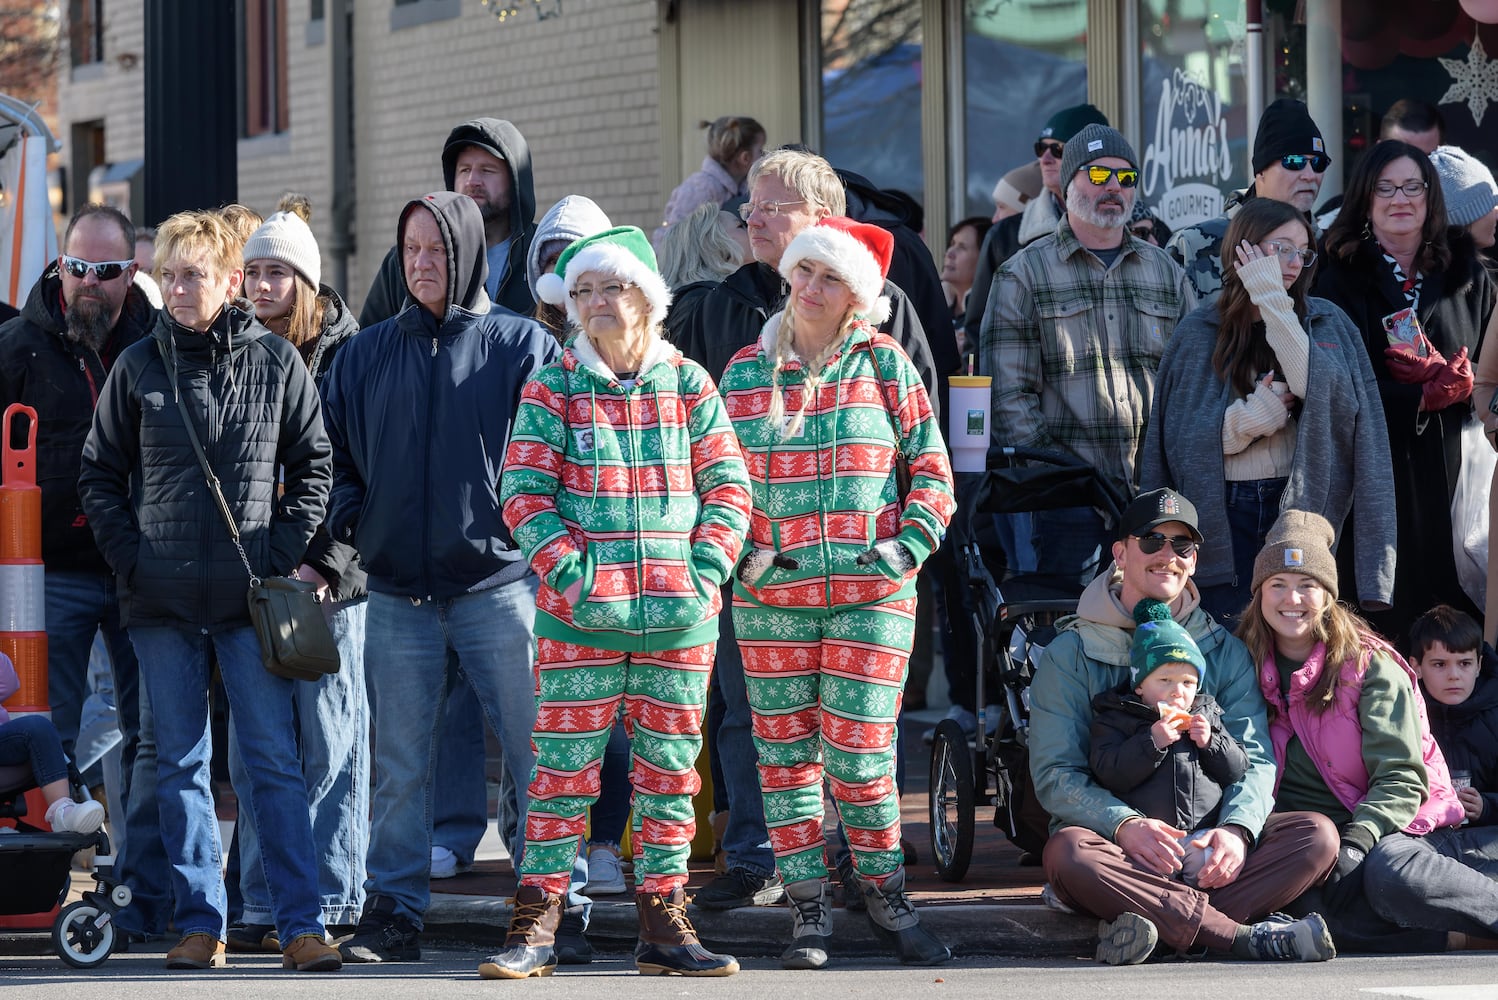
[{"x1": 1129, "y1": 599, "x2": 1206, "y2": 689}]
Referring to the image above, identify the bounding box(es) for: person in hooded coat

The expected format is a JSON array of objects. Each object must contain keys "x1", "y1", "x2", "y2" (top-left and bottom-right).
[{"x1": 322, "y1": 192, "x2": 559, "y2": 964}]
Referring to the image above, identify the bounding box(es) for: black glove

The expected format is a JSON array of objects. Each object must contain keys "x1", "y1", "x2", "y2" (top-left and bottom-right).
[{"x1": 1324, "y1": 822, "x2": 1376, "y2": 893}]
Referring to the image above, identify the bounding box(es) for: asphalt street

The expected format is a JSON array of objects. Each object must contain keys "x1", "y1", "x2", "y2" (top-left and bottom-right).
[{"x1": 1, "y1": 943, "x2": 1496, "y2": 999}]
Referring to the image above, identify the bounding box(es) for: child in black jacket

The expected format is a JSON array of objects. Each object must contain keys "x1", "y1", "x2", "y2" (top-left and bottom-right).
[
  {"x1": 1410, "y1": 605, "x2": 1498, "y2": 827},
  {"x1": 1089, "y1": 600, "x2": 1251, "y2": 886}
]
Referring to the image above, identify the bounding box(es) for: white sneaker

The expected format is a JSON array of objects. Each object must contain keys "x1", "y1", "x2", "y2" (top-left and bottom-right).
[
  {"x1": 430, "y1": 844, "x2": 470, "y2": 879},
  {"x1": 922, "y1": 705, "x2": 978, "y2": 745},
  {"x1": 584, "y1": 843, "x2": 628, "y2": 895},
  {"x1": 48, "y1": 798, "x2": 105, "y2": 834}
]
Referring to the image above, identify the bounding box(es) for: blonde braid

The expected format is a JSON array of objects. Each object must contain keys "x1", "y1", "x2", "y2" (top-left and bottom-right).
[{"x1": 773, "y1": 302, "x2": 856, "y2": 442}]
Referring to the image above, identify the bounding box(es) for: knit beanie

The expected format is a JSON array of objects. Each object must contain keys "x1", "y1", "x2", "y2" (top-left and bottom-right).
[
  {"x1": 1038, "y1": 103, "x2": 1110, "y2": 144},
  {"x1": 1428, "y1": 145, "x2": 1498, "y2": 228},
  {"x1": 242, "y1": 211, "x2": 321, "y2": 289},
  {"x1": 1059, "y1": 124, "x2": 1140, "y2": 193},
  {"x1": 993, "y1": 162, "x2": 1044, "y2": 214},
  {"x1": 1130, "y1": 599, "x2": 1206, "y2": 689},
  {"x1": 778, "y1": 216, "x2": 894, "y2": 326},
  {"x1": 535, "y1": 225, "x2": 672, "y2": 328},
  {"x1": 1251, "y1": 509, "x2": 1339, "y2": 599},
  {"x1": 1252, "y1": 99, "x2": 1328, "y2": 176}
]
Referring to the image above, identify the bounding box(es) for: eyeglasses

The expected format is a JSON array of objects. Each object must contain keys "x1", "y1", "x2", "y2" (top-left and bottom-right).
[
  {"x1": 1080, "y1": 165, "x2": 1139, "y2": 188},
  {"x1": 1279, "y1": 153, "x2": 1330, "y2": 174},
  {"x1": 569, "y1": 281, "x2": 632, "y2": 302},
  {"x1": 738, "y1": 199, "x2": 806, "y2": 221},
  {"x1": 1133, "y1": 532, "x2": 1199, "y2": 558},
  {"x1": 1260, "y1": 239, "x2": 1317, "y2": 267},
  {"x1": 61, "y1": 256, "x2": 134, "y2": 281},
  {"x1": 1034, "y1": 140, "x2": 1065, "y2": 159},
  {"x1": 1374, "y1": 180, "x2": 1428, "y2": 199}
]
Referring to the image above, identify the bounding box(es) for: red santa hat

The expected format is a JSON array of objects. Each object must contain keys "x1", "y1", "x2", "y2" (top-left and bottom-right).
[{"x1": 777, "y1": 216, "x2": 894, "y2": 326}]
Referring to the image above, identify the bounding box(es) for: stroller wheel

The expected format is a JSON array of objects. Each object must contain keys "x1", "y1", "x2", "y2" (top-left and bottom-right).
[
  {"x1": 927, "y1": 719, "x2": 975, "y2": 882},
  {"x1": 53, "y1": 900, "x2": 116, "y2": 969},
  {"x1": 110, "y1": 884, "x2": 133, "y2": 908}
]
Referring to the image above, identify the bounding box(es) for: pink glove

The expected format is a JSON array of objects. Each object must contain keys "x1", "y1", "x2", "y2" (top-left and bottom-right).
[
  {"x1": 1421, "y1": 346, "x2": 1474, "y2": 412},
  {"x1": 1383, "y1": 334, "x2": 1447, "y2": 384}
]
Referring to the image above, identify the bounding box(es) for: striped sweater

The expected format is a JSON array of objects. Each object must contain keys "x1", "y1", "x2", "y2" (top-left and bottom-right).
[
  {"x1": 500, "y1": 332, "x2": 751, "y2": 652},
  {"x1": 719, "y1": 314, "x2": 955, "y2": 614}
]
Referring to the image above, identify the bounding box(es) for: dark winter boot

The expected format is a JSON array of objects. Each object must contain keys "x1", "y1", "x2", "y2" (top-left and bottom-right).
[
  {"x1": 861, "y1": 869, "x2": 952, "y2": 966},
  {"x1": 634, "y1": 888, "x2": 740, "y2": 976},
  {"x1": 781, "y1": 879, "x2": 833, "y2": 970},
  {"x1": 476, "y1": 886, "x2": 563, "y2": 979}
]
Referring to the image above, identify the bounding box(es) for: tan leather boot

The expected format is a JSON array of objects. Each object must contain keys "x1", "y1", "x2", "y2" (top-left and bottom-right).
[
  {"x1": 282, "y1": 933, "x2": 343, "y2": 972},
  {"x1": 165, "y1": 933, "x2": 227, "y2": 969}
]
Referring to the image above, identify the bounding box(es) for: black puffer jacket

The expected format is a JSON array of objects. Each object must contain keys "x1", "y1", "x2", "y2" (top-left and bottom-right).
[
  {"x1": 1089, "y1": 689, "x2": 1250, "y2": 833},
  {"x1": 0, "y1": 264, "x2": 157, "y2": 571},
  {"x1": 79, "y1": 303, "x2": 331, "y2": 631},
  {"x1": 297, "y1": 287, "x2": 366, "y2": 601},
  {"x1": 1422, "y1": 647, "x2": 1498, "y2": 827}
]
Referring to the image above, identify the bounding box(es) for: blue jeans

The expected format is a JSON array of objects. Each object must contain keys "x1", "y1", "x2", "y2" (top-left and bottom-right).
[
  {"x1": 46, "y1": 570, "x2": 170, "y2": 936},
  {"x1": 230, "y1": 598, "x2": 369, "y2": 926},
  {"x1": 0, "y1": 714, "x2": 69, "y2": 785},
  {"x1": 589, "y1": 721, "x2": 633, "y2": 847},
  {"x1": 1031, "y1": 506, "x2": 1111, "y2": 587},
  {"x1": 1199, "y1": 478, "x2": 1288, "y2": 626},
  {"x1": 131, "y1": 624, "x2": 323, "y2": 944},
  {"x1": 362, "y1": 579, "x2": 541, "y2": 926},
  {"x1": 1366, "y1": 827, "x2": 1498, "y2": 937},
  {"x1": 710, "y1": 594, "x2": 776, "y2": 877},
  {"x1": 431, "y1": 669, "x2": 490, "y2": 864}
]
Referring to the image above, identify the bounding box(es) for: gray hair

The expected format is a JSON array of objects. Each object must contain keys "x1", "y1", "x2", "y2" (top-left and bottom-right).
[{"x1": 658, "y1": 202, "x2": 744, "y2": 288}]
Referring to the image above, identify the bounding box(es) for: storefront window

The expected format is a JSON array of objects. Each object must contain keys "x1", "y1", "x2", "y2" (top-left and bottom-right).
[
  {"x1": 821, "y1": 2, "x2": 924, "y2": 201},
  {"x1": 962, "y1": 0, "x2": 1088, "y2": 218},
  {"x1": 1138, "y1": 0, "x2": 1249, "y2": 232}
]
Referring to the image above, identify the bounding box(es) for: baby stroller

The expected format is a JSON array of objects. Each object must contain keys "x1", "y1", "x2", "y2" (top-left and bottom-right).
[
  {"x1": 928, "y1": 447, "x2": 1129, "y2": 881},
  {"x1": 0, "y1": 759, "x2": 132, "y2": 967}
]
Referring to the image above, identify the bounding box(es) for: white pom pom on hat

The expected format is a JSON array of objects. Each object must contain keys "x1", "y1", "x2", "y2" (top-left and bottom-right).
[
  {"x1": 535, "y1": 226, "x2": 672, "y2": 328},
  {"x1": 777, "y1": 217, "x2": 894, "y2": 325}
]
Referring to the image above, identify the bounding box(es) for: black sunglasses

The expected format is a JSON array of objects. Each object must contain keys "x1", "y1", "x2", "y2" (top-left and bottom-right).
[
  {"x1": 1034, "y1": 140, "x2": 1065, "y2": 159},
  {"x1": 61, "y1": 255, "x2": 134, "y2": 281},
  {"x1": 1134, "y1": 532, "x2": 1199, "y2": 557},
  {"x1": 1279, "y1": 153, "x2": 1330, "y2": 174}
]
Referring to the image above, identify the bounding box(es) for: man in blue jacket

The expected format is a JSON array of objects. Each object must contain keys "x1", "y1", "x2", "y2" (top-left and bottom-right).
[{"x1": 323, "y1": 192, "x2": 559, "y2": 963}]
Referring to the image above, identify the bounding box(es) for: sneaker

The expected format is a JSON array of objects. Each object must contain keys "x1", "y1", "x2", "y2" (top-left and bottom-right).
[
  {"x1": 47, "y1": 797, "x2": 105, "y2": 834},
  {"x1": 1096, "y1": 912, "x2": 1158, "y2": 966},
  {"x1": 584, "y1": 844, "x2": 628, "y2": 895},
  {"x1": 1244, "y1": 912, "x2": 1336, "y2": 962},
  {"x1": 1039, "y1": 883, "x2": 1075, "y2": 914},
  {"x1": 227, "y1": 922, "x2": 281, "y2": 953},
  {"x1": 430, "y1": 845, "x2": 470, "y2": 880},
  {"x1": 338, "y1": 896, "x2": 421, "y2": 963},
  {"x1": 692, "y1": 866, "x2": 785, "y2": 910},
  {"x1": 921, "y1": 705, "x2": 977, "y2": 746}
]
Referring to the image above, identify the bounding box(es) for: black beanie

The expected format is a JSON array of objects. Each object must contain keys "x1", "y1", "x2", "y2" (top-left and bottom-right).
[
  {"x1": 1252, "y1": 99, "x2": 1328, "y2": 175},
  {"x1": 1038, "y1": 103, "x2": 1110, "y2": 145}
]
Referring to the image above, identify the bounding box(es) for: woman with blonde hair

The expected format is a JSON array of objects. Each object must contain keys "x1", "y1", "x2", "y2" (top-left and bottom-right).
[
  {"x1": 654, "y1": 115, "x2": 766, "y2": 244},
  {"x1": 719, "y1": 217, "x2": 954, "y2": 969}
]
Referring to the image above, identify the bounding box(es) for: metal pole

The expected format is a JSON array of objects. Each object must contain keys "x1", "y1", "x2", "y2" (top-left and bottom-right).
[
  {"x1": 1245, "y1": 0, "x2": 1264, "y2": 180},
  {"x1": 1305, "y1": 0, "x2": 1343, "y2": 200},
  {"x1": 327, "y1": 0, "x2": 354, "y2": 299}
]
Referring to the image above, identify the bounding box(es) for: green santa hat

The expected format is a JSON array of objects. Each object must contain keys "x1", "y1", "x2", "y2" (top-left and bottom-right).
[{"x1": 534, "y1": 225, "x2": 673, "y2": 328}]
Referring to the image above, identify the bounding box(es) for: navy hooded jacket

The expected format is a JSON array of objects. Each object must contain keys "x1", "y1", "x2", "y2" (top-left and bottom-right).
[{"x1": 322, "y1": 191, "x2": 559, "y2": 599}]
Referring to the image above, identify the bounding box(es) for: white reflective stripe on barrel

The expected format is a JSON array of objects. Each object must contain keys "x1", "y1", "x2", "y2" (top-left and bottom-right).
[{"x1": 0, "y1": 563, "x2": 45, "y2": 631}]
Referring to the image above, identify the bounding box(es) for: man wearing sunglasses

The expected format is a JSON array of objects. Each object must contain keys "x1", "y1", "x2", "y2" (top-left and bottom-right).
[
  {"x1": 1168, "y1": 99, "x2": 1330, "y2": 304},
  {"x1": 983, "y1": 124, "x2": 1195, "y2": 587},
  {"x1": 0, "y1": 203, "x2": 172, "y2": 941},
  {"x1": 1028, "y1": 487, "x2": 1338, "y2": 964},
  {"x1": 963, "y1": 103, "x2": 1109, "y2": 356}
]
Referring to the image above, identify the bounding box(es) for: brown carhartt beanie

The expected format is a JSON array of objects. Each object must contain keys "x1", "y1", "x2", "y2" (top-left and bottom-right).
[{"x1": 1251, "y1": 509, "x2": 1338, "y2": 599}]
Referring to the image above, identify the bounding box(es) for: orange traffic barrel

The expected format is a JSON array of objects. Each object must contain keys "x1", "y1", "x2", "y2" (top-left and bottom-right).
[{"x1": 0, "y1": 402, "x2": 47, "y2": 721}]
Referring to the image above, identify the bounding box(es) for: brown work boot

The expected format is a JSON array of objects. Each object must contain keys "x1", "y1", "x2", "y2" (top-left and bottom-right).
[
  {"x1": 282, "y1": 933, "x2": 343, "y2": 972},
  {"x1": 476, "y1": 885, "x2": 563, "y2": 979},
  {"x1": 165, "y1": 932, "x2": 227, "y2": 969},
  {"x1": 635, "y1": 888, "x2": 739, "y2": 976}
]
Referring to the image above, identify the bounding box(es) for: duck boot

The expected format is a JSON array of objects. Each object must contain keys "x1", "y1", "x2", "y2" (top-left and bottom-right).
[
  {"x1": 634, "y1": 888, "x2": 740, "y2": 976},
  {"x1": 477, "y1": 886, "x2": 563, "y2": 979},
  {"x1": 860, "y1": 869, "x2": 952, "y2": 966},
  {"x1": 781, "y1": 879, "x2": 833, "y2": 970}
]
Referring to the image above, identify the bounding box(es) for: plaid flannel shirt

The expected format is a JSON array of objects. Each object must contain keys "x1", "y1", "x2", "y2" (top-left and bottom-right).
[{"x1": 980, "y1": 218, "x2": 1195, "y2": 489}]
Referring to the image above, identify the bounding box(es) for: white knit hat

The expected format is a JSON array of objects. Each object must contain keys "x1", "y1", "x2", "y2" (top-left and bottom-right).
[
  {"x1": 777, "y1": 216, "x2": 893, "y2": 326},
  {"x1": 243, "y1": 211, "x2": 321, "y2": 289},
  {"x1": 1429, "y1": 145, "x2": 1498, "y2": 228},
  {"x1": 535, "y1": 226, "x2": 672, "y2": 327}
]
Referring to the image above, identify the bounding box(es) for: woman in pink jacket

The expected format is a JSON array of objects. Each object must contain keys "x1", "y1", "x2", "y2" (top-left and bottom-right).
[{"x1": 1240, "y1": 510, "x2": 1498, "y2": 953}]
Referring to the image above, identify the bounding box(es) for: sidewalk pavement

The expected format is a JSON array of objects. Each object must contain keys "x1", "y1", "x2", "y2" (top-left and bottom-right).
[{"x1": 426, "y1": 706, "x2": 1097, "y2": 958}]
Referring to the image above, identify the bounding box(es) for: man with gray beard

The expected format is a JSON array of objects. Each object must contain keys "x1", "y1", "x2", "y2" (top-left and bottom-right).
[
  {"x1": 0, "y1": 203, "x2": 170, "y2": 942},
  {"x1": 981, "y1": 124, "x2": 1195, "y2": 586}
]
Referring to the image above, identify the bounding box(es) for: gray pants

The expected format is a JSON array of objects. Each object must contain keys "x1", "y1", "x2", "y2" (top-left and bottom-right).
[{"x1": 1366, "y1": 827, "x2": 1498, "y2": 938}]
